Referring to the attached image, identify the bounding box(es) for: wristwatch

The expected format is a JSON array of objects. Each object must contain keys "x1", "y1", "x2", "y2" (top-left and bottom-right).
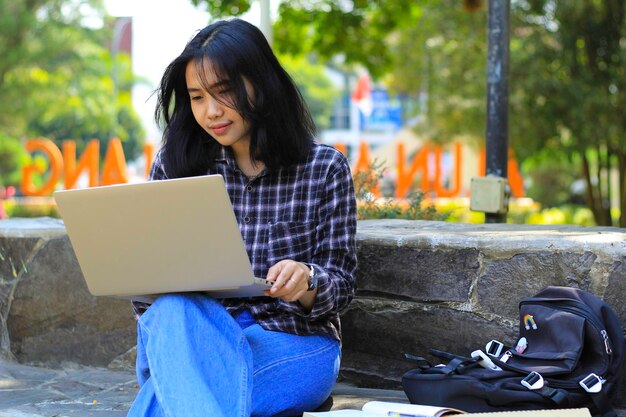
[{"x1": 306, "y1": 264, "x2": 318, "y2": 291}]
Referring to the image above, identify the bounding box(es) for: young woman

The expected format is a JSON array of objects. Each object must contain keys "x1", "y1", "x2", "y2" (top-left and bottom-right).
[{"x1": 127, "y1": 19, "x2": 357, "y2": 417}]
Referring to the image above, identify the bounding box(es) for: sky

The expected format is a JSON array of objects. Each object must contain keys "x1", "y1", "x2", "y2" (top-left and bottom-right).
[{"x1": 103, "y1": 0, "x2": 263, "y2": 143}]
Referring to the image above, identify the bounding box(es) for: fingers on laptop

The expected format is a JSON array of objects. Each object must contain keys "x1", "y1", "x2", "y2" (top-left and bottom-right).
[{"x1": 265, "y1": 260, "x2": 308, "y2": 301}]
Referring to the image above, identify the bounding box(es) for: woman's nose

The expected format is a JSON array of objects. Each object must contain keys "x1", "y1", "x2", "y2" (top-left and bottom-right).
[{"x1": 205, "y1": 96, "x2": 223, "y2": 119}]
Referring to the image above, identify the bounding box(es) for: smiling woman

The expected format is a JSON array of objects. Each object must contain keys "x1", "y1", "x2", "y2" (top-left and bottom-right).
[
  {"x1": 127, "y1": 18, "x2": 358, "y2": 417},
  {"x1": 185, "y1": 59, "x2": 255, "y2": 175}
]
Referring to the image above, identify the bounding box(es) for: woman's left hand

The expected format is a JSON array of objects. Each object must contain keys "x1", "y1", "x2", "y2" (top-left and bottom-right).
[{"x1": 265, "y1": 259, "x2": 317, "y2": 310}]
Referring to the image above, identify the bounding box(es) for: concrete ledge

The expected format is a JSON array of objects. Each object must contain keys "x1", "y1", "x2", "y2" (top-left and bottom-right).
[{"x1": 1, "y1": 218, "x2": 625, "y2": 407}]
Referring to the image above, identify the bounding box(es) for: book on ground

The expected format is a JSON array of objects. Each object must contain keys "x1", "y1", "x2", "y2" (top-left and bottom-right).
[
  {"x1": 303, "y1": 401, "x2": 463, "y2": 417},
  {"x1": 302, "y1": 401, "x2": 592, "y2": 417}
]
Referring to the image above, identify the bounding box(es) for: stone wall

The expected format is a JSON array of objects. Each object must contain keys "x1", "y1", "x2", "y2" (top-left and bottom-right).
[
  {"x1": 1, "y1": 217, "x2": 625, "y2": 405},
  {"x1": 342, "y1": 220, "x2": 626, "y2": 407},
  {"x1": 0, "y1": 218, "x2": 136, "y2": 367}
]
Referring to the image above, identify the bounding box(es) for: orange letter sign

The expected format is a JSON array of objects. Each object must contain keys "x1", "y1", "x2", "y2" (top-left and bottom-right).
[
  {"x1": 21, "y1": 138, "x2": 64, "y2": 196},
  {"x1": 101, "y1": 138, "x2": 129, "y2": 186},
  {"x1": 63, "y1": 139, "x2": 100, "y2": 189}
]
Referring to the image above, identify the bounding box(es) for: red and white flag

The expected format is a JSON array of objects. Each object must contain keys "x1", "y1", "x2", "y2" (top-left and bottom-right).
[{"x1": 351, "y1": 73, "x2": 373, "y2": 118}]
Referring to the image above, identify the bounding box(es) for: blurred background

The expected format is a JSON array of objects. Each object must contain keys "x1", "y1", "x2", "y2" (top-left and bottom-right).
[{"x1": 1, "y1": 0, "x2": 624, "y2": 228}]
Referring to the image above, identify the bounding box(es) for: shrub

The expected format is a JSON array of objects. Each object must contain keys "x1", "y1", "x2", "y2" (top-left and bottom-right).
[
  {"x1": 4, "y1": 199, "x2": 60, "y2": 218},
  {"x1": 353, "y1": 160, "x2": 449, "y2": 221}
]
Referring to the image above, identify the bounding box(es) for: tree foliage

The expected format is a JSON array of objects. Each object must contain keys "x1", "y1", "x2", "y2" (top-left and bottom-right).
[
  {"x1": 277, "y1": 54, "x2": 339, "y2": 130},
  {"x1": 0, "y1": 0, "x2": 145, "y2": 160},
  {"x1": 191, "y1": 0, "x2": 438, "y2": 78},
  {"x1": 385, "y1": 0, "x2": 487, "y2": 142},
  {"x1": 0, "y1": 134, "x2": 27, "y2": 187},
  {"x1": 509, "y1": 0, "x2": 626, "y2": 226},
  {"x1": 192, "y1": 0, "x2": 626, "y2": 226}
]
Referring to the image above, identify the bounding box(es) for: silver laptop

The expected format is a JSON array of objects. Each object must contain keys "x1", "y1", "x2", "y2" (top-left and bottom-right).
[{"x1": 54, "y1": 175, "x2": 272, "y2": 301}]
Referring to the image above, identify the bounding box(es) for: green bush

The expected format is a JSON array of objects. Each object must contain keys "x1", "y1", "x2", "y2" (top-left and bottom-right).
[
  {"x1": 353, "y1": 160, "x2": 449, "y2": 221},
  {"x1": 4, "y1": 200, "x2": 60, "y2": 218}
]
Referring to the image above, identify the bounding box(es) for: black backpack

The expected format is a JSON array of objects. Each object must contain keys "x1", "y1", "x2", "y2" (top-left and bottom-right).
[{"x1": 401, "y1": 286, "x2": 625, "y2": 417}]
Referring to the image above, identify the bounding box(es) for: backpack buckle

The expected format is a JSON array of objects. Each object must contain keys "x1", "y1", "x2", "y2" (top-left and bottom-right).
[
  {"x1": 471, "y1": 350, "x2": 502, "y2": 371},
  {"x1": 521, "y1": 371, "x2": 544, "y2": 390},
  {"x1": 485, "y1": 340, "x2": 504, "y2": 357},
  {"x1": 579, "y1": 373, "x2": 604, "y2": 393}
]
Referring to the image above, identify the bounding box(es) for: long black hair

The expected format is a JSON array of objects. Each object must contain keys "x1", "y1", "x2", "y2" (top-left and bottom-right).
[{"x1": 155, "y1": 19, "x2": 316, "y2": 178}]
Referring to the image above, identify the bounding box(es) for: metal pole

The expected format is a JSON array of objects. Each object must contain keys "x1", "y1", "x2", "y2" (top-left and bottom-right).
[{"x1": 485, "y1": 0, "x2": 510, "y2": 223}]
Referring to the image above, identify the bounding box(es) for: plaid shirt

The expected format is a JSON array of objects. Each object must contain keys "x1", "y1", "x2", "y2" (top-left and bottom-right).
[{"x1": 132, "y1": 143, "x2": 357, "y2": 341}]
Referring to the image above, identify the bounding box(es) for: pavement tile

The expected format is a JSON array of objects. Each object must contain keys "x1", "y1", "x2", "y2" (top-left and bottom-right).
[{"x1": 1, "y1": 358, "x2": 625, "y2": 417}]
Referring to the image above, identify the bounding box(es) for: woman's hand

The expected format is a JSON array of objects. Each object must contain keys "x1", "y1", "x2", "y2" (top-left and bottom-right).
[{"x1": 265, "y1": 259, "x2": 317, "y2": 311}]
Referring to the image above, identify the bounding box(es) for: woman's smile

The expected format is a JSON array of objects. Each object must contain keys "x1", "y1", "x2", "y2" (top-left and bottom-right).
[
  {"x1": 185, "y1": 58, "x2": 253, "y2": 153},
  {"x1": 209, "y1": 121, "x2": 232, "y2": 136}
]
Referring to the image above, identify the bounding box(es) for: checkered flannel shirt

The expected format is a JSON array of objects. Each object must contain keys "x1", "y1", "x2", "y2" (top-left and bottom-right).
[{"x1": 132, "y1": 143, "x2": 357, "y2": 341}]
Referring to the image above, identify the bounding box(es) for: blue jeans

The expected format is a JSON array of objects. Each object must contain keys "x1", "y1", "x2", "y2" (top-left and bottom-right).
[{"x1": 127, "y1": 293, "x2": 340, "y2": 417}]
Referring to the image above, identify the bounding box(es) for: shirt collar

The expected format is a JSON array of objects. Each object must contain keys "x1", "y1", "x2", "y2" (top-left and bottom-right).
[{"x1": 215, "y1": 146, "x2": 270, "y2": 180}]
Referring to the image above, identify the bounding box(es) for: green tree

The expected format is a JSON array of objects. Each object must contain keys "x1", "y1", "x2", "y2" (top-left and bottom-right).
[
  {"x1": 385, "y1": 0, "x2": 487, "y2": 143},
  {"x1": 509, "y1": 0, "x2": 626, "y2": 226},
  {"x1": 192, "y1": 0, "x2": 626, "y2": 226},
  {"x1": 0, "y1": 134, "x2": 27, "y2": 187},
  {"x1": 0, "y1": 0, "x2": 145, "y2": 160},
  {"x1": 190, "y1": 0, "x2": 486, "y2": 139},
  {"x1": 190, "y1": 0, "x2": 436, "y2": 77},
  {"x1": 278, "y1": 54, "x2": 339, "y2": 130}
]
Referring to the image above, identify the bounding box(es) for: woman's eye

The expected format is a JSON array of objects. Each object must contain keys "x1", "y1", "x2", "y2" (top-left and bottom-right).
[{"x1": 191, "y1": 95, "x2": 202, "y2": 101}]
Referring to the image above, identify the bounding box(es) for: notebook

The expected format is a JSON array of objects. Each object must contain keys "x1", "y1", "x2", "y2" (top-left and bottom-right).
[{"x1": 53, "y1": 175, "x2": 272, "y2": 301}]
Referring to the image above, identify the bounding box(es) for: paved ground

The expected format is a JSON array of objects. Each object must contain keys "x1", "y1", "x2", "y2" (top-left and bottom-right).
[
  {"x1": 0, "y1": 358, "x2": 136, "y2": 417},
  {"x1": 0, "y1": 358, "x2": 409, "y2": 417},
  {"x1": 1, "y1": 358, "x2": 624, "y2": 417}
]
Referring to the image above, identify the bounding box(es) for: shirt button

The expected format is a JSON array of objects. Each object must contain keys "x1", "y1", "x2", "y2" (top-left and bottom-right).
[
  {"x1": 243, "y1": 216, "x2": 251, "y2": 223},
  {"x1": 246, "y1": 185, "x2": 252, "y2": 191}
]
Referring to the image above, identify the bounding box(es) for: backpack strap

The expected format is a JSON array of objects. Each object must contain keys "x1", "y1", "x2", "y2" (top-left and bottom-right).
[
  {"x1": 403, "y1": 353, "x2": 433, "y2": 370},
  {"x1": 426, "y1": 357, "x2": 473, "y2": 375},
  {"x1": 577, "y1": 373, "x2": 617, "y2": 417},
  {"x1": 429, "y1": 348, "x2": 474, "y2": 363},
  {"x1": 588, "y1": 383, "x2": 617, "y2": 417},
  {"x1": 534, "y1": 386, "x2": 569, "y2": 406},
  {"x1": 520, "y1": 372, "x2": 569, "y2": 407},
  {"x1": 404, "y1": 351, "x2": 478, "y2": 375}
]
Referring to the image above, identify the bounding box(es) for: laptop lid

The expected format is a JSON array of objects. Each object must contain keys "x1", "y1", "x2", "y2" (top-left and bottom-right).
[{"x1": 54, "y1": 175, "x2": 271, "y2": 299}]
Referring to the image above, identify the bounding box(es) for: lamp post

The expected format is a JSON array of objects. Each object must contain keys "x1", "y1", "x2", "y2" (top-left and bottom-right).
[{"x1": 485, "y1": 0, "x2": 510, "y2": 223}]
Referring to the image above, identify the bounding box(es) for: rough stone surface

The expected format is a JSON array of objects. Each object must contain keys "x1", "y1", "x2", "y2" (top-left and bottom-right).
[
  {"x1": 0, "y1": 218, "x2": 136, "y2": 368},
  {"x1": 477, "y1": 251, "x2": 597, "y2": 318},
  {"x1": 356, "y1": 245, "x2": 479, "y2": 302},
  {"x1": 340, "y1": 297, "x2": 518, "y2": 388},
  {"x1": 1, "y1": 217, "x2": 626, "y2": 410}
]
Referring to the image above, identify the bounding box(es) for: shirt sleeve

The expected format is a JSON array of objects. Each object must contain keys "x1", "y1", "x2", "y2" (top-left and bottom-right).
[{"x1": 278, "y1": 151, "x2": 357, "y2": 320}]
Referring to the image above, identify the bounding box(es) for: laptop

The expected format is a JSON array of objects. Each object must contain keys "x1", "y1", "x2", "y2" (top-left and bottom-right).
[{"x1": 53, "y1": 175, "x2": 272, "y2": 302}]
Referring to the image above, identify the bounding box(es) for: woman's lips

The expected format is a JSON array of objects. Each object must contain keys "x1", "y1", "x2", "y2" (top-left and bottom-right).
[{"x1": 210, "y1": 122, "x2": 231, "y2": 135}]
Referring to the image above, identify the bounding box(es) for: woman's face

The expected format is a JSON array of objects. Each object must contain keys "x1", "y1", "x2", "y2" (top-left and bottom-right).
[{"x1": 185, "y1": 59, "x2": 253, "y2": 155}]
